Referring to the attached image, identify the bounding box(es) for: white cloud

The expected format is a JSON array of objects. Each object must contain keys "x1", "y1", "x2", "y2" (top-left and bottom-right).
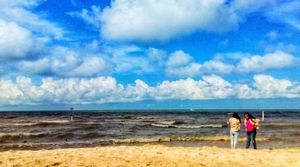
[
  {"x1": 253, "y1": 74, "x2": 294, "y2": 98},
  {"x1": 112, "y1": 55, "x2": 151, "y2": 74},
  {"x1": 147, "y1": 48, "x2": 167, "y2": 67},
  {"x1": 0, "y1": 0, "x2": 65, "y2": 64},
  {"x1": 18, "y1": 47, "x2": 115, "y2": 77},
  {"x1": 164, "y1": 50, "x2": 299, "y2": 77},
  {"x1": 16, "y1": 44, "x2": 167, "y2": 78},
  {"x1": 105, "y1": 45, "x2": 168, "y2": 74},
  {"x1": 166, "y1": 63, "x2": 202, "y2": 78},
  {"x1": 166, "y1": 50, "x2": 193, "y2": 67},
  {"x1": 70, "y1": 0, "x2": 286, "y2": 42},
  {"x1": 154, "y1": 78, "x2": 204, "y2": 99},
  {"x1": 0, "y1": 19, "x2": 34, "y2": 59},
  {"x1": 0, "y1": 0, "x2": 64, "y2": 39},
  {"x1": 0, "y1": 0, "x2": 42, "y2": 8},
  {"x1": 254, "y1": 74, "x2": 292, "y2": 92},
  {"x1": 232, "y1": 0, "x2": 274, "y2": 14},
  {"x1": 69, "y1": 0, "x2": 300, "y2": 43},
  {"x1": 68, "y1": 5, "x2": 101, "y2": 28},
  {"x1": 0, "y1": 80, "x2": 23, "y2": 104},
  {"x1": 108, "y1": 46, "x2": 151, "y2": 73},
  {"x1": 165, "y1": 51, "x2": 201, "y2": 77},
  {"x1": 16, "y1": 76, "x2": 123, "y2": 104},
  {"x1": 200, "y1": 75, "x2": 234, "y2": 98},
  {"x1": 266, "y1": 1, "x2": 300, "y2": 31},
  {"x1": 263, "y1": 43, "x2": 298, "y2": 53},
  {"x1": 123, "y1": 79, "x2": 153, "y2": 100},
  {"x1": 201, "y1": 60, "x2": 234, "y2": 74},
  {"x1": 99, "y1": 0, "x2": 239, "y2": 41},
  {"x1": 71, "y1": 57, "x2": 113, "y2": 77},
  {"x1": 234, "y1": 83, "x2": 254, "y2": 99},
  {"x1": 236, "y1": 51, "x2": 296, "y2": 73},
  {"x1": 164, "y1": 50, "x2": 233, "y2": 77},
  {"x1": 18, "y1": 58, "x2": 50, "y2": 75},
  {"x1": 1, "y1": 74, "x2": 300, "y2": 105}
]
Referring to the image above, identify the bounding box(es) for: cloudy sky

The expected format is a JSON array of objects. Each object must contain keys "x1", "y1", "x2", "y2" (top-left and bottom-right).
[{"x1": 1, "y1": 0, "x2": 300, "y2": 109}]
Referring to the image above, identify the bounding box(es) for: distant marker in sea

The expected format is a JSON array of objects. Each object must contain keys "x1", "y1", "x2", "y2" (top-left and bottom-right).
[{"x1": 70, "y1": 107, "x2": 74, "y2": 121}]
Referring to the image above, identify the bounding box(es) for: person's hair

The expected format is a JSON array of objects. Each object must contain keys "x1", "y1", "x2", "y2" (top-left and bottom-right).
[
  {"x1": 232, "y1": 112, "x2": 241, "y2": 123},
  {"x1": 244, "y1": 112, "x2": 256, "y2": 119}
]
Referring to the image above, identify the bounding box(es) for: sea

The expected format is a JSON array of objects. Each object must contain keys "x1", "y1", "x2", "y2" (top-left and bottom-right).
[{"x1": 0, "y1": 110, "x2": 299, "y2": 151}]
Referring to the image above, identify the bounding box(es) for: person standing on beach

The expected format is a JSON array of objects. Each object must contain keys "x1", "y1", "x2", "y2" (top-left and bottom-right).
[
  {"x1": 244, "y1": 113, "x2": 259, "y2": 149},
  {"x1": 228, "y1": 113, "x2": 241, "y2": 149}
]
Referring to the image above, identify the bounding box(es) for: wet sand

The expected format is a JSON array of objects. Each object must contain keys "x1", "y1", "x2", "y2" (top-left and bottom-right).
[{"x1": 1, "y1": 145, "x2": 300, "y2": 167}]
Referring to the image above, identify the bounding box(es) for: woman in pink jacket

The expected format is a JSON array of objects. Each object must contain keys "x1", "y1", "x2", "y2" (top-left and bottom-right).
[{"x1": 244, "y1": 112, "x2": 258, "y2": 149}]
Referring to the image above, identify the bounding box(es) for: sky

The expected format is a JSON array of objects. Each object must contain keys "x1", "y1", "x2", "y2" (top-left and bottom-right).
[{"x1": 1, "y1": 0, "x2": 300, "y2": 110}]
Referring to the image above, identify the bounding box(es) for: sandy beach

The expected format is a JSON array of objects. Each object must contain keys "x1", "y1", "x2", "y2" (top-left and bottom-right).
[{"x1": 1, "y1": 145, "x2": 300, "y2": 167}]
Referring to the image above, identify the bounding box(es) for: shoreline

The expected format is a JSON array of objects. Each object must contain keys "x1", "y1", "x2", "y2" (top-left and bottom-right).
[
  {"x1": 0, "y1": 135, "x2": 273, "y2": 151},
  {"x1": 1, "y1": 145, "x2": 300, "y2": 167}
]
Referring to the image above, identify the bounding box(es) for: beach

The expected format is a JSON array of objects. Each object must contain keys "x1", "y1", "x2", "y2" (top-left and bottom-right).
[
  {"x1": 0, "y1": 110, "x2": 300, "y2": 166},
  {"x1": 1, "y1": 145, "x2": 300, "y2": 167}
]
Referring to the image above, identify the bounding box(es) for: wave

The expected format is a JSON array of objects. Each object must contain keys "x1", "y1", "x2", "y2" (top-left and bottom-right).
[
  {"x1": 0, "y1": 122, "x2": 39, "y2": 127},
  {"x1": 31, "y1": 120, "x2": 70, "y2": 127},
  {"x1": 151, "y1": 123, "x2": 223, "y2": 129},
  {"x1": 0, "y1": 131, "x2": 101, "y2": 144},
  {"x1": 13, "y1": 123, "x2": 39, "y2": 126},
  {"x1": 0, "y1": 132, "x2": 48, "y2": 137},
  {"x1": 150, "y1": 119, "x2": 223, "y2": 129},
  {"x1": 158, "y1": 121, "x2": 178, "y2": 125},
  {"x1": 38, "y1": 120, "x2": 70, "y2": 124},
  {"x1": 0, "y1": 120, "x2": 70, "y2": 128},
  {"x1": 0, "y1": 132, "x2": 49, "y2": 143}
]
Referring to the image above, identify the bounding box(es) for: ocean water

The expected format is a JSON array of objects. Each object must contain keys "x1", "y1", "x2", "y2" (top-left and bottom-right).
[{"x1": 0, "y1": 110, "x2": 299, "y2": 150}]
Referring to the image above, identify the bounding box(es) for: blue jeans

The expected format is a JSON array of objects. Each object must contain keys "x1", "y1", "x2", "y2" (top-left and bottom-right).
[
  {"x1": 246, "y1": 129, "x2": 257, "y2": 149},
  {"x1": 230, "y1": 131, "x2": 239, "y2": 149}
]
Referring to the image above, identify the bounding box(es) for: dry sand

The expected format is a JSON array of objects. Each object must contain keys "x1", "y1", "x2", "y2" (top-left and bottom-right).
[{"x1": 0, "y1": 145, "x2": 299, "y2": 167}]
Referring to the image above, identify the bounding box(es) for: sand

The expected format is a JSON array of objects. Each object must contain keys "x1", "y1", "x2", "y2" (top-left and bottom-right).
[{"x1": 0, "y1": 145, "x2": 299, "y2": 167}]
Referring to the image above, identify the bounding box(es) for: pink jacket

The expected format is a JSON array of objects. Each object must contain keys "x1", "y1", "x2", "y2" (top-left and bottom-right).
[{"x1": 244, "y1": 119, "x2": 256, "y2": 132}]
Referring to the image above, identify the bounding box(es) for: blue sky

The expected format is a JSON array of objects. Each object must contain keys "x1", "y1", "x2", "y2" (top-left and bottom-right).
[{"x1": 1, "y1": 0, "x2": 300, "y2": 109}]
